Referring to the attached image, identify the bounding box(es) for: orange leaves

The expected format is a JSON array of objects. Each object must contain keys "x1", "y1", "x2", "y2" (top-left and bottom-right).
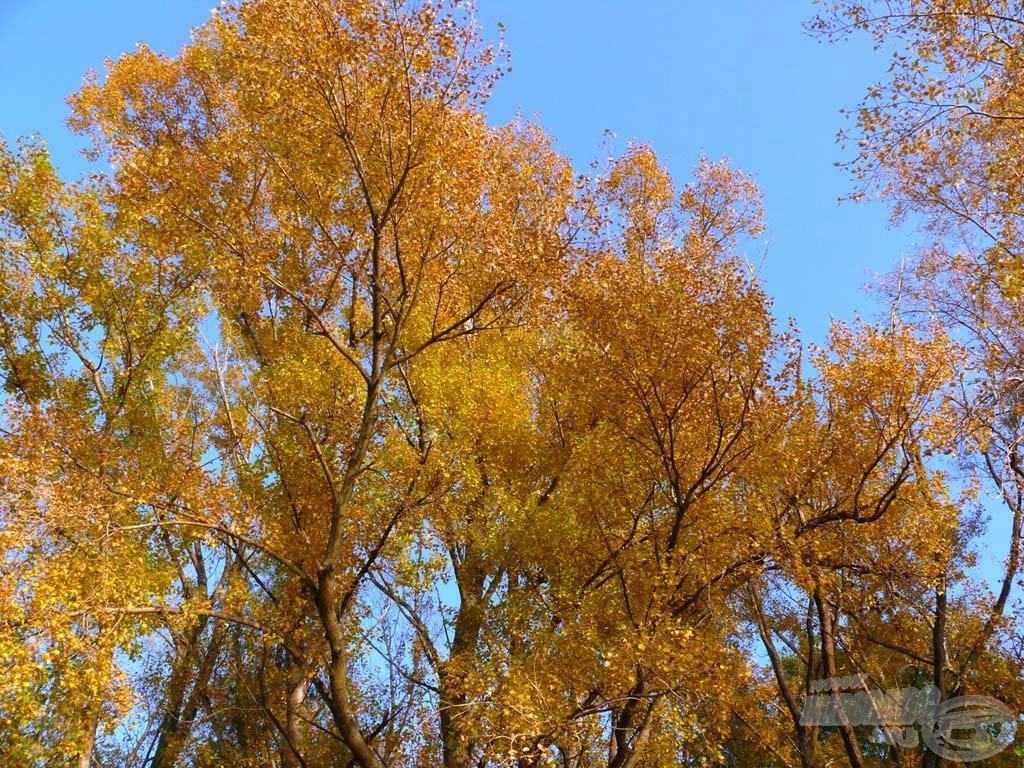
[
  {"x1": 0, "y1": 2, "x2": 1002, "y2": 766},
  {"x1": 812, "y1": 320, "x2": 958, "y2": 439},
  {"x1": 679, "y1": 155, "x2": 765, "y2": 254}
]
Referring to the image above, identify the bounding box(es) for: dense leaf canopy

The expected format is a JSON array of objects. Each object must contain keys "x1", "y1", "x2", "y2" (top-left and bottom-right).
[{"x1": 0, "y1": 1, "x2": 1022, "y2": 767}]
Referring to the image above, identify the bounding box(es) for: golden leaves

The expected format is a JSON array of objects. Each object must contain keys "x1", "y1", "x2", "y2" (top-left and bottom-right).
[{"x1": 0, "y1": 2, "x2": 1003, "y2": 766}]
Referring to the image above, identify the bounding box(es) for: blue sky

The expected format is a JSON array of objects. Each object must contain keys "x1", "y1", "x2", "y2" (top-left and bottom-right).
[{"x1": 0, "y1": 0, "x2": 915, "y2": 344}]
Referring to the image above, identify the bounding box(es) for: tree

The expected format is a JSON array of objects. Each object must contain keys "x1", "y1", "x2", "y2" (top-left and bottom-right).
[
  {"x1": 0, "y1": 1, "x2": 999, "y2": 766},
  {"x1": 806, "y1": 2, "x2": 1024, "y2": 766}
]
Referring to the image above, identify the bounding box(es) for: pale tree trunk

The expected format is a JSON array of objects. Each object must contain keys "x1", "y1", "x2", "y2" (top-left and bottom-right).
[
  {"x1": 282, "y1": 653, "x2": 309, "y2": 768},
  {"x1": 77, "y1": 705, "x2": 100, "y2": 768}
]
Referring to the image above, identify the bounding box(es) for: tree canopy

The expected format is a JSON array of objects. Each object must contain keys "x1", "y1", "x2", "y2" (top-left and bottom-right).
[{"x1": 0, "y1": 1, "x2": 1022, "y2": 767}]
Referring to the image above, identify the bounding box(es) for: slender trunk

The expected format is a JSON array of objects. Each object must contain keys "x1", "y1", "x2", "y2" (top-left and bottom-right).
[
  {"x1": 607, "y1": 670, "x2": 650, "y2": 768},
  {"x1": 814, "y1": 588, "x2": 864, "y2": 768},
  {"x1": 922, "y1": 577, "x2": 947, "y2": 768},
  {"x1": 78, "y1": 630, "x2": 115, "y2": 768},
  {"x1": 283, "y1": 652, "x2": 309, "y2": 768},
  {"x1": 747, "y1": 584, "x2": 820, "y2": 768},
  {"x1": 77, "y1": 704, "x2": 100, "y2": 768},
  {"x1": 439, "y1": 553, "x2": 486, "y2": 768},
  {"x1": 151, "y1": 616, "x2": 213, "y2": 768},
  {"x1": 316, "y1": 569, "x2": 385, "y2": 768}
]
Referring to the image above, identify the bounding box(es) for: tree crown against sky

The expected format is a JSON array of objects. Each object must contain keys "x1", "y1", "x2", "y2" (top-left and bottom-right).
[{"x1": 0, "y1": 1, "x2": 1022, "y2": 767}]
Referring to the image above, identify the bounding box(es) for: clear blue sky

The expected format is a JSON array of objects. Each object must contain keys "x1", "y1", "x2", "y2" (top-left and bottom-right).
[{"x1": 0, "y1": 0, "x2": 915, "y2": 344}]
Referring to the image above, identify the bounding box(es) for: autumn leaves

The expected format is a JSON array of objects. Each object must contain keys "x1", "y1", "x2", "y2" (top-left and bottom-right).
[{"x1": 0, "y1": 1, "x2": 1020, "y2": 767}]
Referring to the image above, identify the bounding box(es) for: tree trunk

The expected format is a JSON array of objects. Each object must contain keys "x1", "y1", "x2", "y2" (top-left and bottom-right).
[
  {"x1": 922, "y1": 577, "x2": 947, "y2": 768},
  {"x1": 814, "y1": 588, "x2": 864, "y2": 768},
  {"x1": 439, "y1": 553, "x2": 486, "y2": 768}
]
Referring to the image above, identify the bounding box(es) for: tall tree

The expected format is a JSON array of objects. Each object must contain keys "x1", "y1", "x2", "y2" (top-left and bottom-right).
[{"x1": 807, "y1": 2, "x2": 1024, "y2": 766}]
